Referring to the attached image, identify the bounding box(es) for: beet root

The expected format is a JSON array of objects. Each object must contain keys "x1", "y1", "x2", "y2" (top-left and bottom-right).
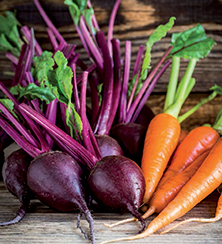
[
  {"x1": 111, "y1": 123, "x2": 147, "y2": 164},
  {"x1": 1, "y1": 148, "x2": 32, "y2": 226},
  {"x1": 135, "y1": 103, "x2": 155, "y2": 128},
  {"x1": 95, "y1": 134, "x2": 124, "y2": 157},
  {"x1": 87, "y1": 155, "x2": 146, "y2": 232},
  {"x1": 27, "y1": 151, "x2": 95, "y2": 244}
]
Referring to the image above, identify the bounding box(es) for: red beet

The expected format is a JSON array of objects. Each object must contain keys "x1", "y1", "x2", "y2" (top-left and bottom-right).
[
  {"x1": 135, "y1": 104, "x2": 155, "y2": 128},
  {"x1": 111, "y1": 123, "x2": 147, "y2": 164},
  {"x1": 1, "y1": 148, "x2": 32, "y2": 226},
  {"x1": 27, "y1": 151, "x2": 95, "y2": 244},
  {"x1": 87, "y1": 155, "x2": 146, "y2": 232},
  {"x1": 95, "y1": 134, "x2": 124, "y2": 157}
]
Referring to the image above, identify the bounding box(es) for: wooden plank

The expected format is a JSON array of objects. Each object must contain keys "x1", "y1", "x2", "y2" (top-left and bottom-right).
[
  {"x1": 0, "y1": 0, "x2": 222, "y2": 92},
  {"x1": 0, "y1": 180, "x2": 222, "y2": 244}
]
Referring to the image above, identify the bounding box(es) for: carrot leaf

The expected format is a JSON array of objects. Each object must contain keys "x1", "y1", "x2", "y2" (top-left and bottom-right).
[
  {"x1": 164, "y1": 24, "x2": 216, "y2": 119},
  {"x1": 169, "y1": 24, "x2": 216, "y2": 59}
]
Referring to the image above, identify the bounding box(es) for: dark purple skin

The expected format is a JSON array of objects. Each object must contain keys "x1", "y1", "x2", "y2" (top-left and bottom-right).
[
  {"x1": 1, "y1": 148, "x2": 32, "y2": 226},
  {"x1": 0, "y1": 130, "x2": 13, "y2": 180},
  {"x1": 87, "y1": 155, "x2": 146, "y2": 232},
  {"x1": 27, "y1": 151, "x2": 95, "y2": 244},
  {"x1": 135, "y1": 104, "x2": 155, "y2": 128},
  {"x1": 95, "y1": 134, "x2": 124, "y2": 157},
  {"x1": 111, "y1": 123, "x2": 147, "y2": 165}
]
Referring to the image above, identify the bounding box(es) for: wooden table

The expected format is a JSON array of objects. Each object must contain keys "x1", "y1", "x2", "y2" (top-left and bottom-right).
[
  {"x1": 1, "y1": 0, "x2": 222, "y2": 243},
  {"x1": 0, "y1": 180, "x2": 222, "y2": 244}
]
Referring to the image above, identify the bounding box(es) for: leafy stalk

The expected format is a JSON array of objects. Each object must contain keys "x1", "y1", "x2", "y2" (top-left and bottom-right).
[
  {"x1": 178, "y1": 89, "x2": 218, "y2": 123},
  {"x1": 164, "y1": 58, "x2": 197, "y2": 118},
  {"x1": 162, "y1": 23, "x2": 216, "y2": 120},
  {"x1": 163, "y1": 56, "x2": 180, "y2": 111}
]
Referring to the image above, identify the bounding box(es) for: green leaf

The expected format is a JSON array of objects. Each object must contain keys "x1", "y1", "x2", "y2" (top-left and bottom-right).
[
  {"x1": 32, "y1": 50, "x2": 54, "y2": 86},
  {"x1": 48, "y1": 51, "x2": 81, "y2": 138},
  {"x1": 53, "y1": 51, "x2": 73, "y2": 102},
  {"x1": 0, "y1": 34, "x2": 19, "y2": 56},
  {"x1": 140, "y1": 16, "x2": 176, "y2": 80},
  {"x1": 64, "y1": 0, "x2": 95, "y2": 34},
  {"x1": 32, "y1": 50, "x2": 82, "y2": 139},
  {"x1": 0, "y1": 11, "x2": 23, "y2": 56},
  {"x1": 210, "y1": 84, "x2": 222, "y2": 95},
  {"x1": 0, "y1": 98, "x2": 17, "y2": 118},
  {"x1": 66, "y1": 102, "x2": 82, "y2": 139},
  {"x1": 169, "y1": 24, "x2": 216, "y2": 59},
  {"x1": 10, "y1": 83, "x2": 56, "y2": 104},
  {"x1": 97, "y1": 83, "x2": 103, "y2": 106},
  {"x1": 64, "y1": 0, "x2": 87, "y2": 25}
]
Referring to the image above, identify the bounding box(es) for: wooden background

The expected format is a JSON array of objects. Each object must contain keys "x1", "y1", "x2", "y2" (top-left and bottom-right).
[{"x1": 1, "y1": 1, "x2": 222, "y2": 243}]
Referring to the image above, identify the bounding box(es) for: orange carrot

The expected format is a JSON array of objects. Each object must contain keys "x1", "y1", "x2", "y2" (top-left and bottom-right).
[
  {"x1": 142, "y1": 150, "x2": 210, "y2": 218},
  {"x1": 101, "y1": 137, "x2": 222, "y2": 243},
  {"x1": 156, "y1": 126, "x2": 220, "y2": 190},
  {"x1": 160, "y1": 192, "x2": 222, "y2": 234},
  {"x1": 141, "y1": 113, "x2": 181, "y2": 203},
  {"x1": 177, "y1": 129, "x2": 189, "y2": 145}
]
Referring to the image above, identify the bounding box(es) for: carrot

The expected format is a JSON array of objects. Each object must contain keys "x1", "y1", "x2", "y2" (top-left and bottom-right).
[
  {"x1": 104, "y1": 150, "x2": 209, "y2": 228},
  {"x1": 156, "y1": 126, "x2": 220, "y2": 190},
  {"x1": 101, "y1": 136, "x2": 222, "y2": 243},
  {"x1": 141, "y1": 112, "x2": 181, "y2": 203},
  {"x1": 177, "y1": 129, "x2": 189, "y2": 144},
  {"x1": 160, "y1": 192, "x2": 222, "y2": 234},
  {"x1": 140, "y1": 57, "x2": 196, "y2": 204},
  {"x1": 142, "y1": 150, "x2": 210, "y2": 218}
]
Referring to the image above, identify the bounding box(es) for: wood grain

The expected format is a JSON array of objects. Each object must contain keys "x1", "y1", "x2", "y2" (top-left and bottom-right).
[
  {"x1": 0, "y1": 180, "x2": 222, "y2": 244},
  {"x1": 0, "y1": 0, "x2": 222, "y2": 92}
]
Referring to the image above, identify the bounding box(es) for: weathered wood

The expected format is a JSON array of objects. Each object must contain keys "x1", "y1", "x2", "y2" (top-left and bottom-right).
[
  {"x1": 0, "y1": 180, "x2": 222, "y2": 244},
  {"x1": 147, "y1": 93, "x2": 222, "y2": 131},
  {"x1": 0, "y1": 0, "x2": 222, "y2": 92}
]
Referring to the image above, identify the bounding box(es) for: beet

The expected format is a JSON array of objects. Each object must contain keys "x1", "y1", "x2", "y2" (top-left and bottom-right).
[
  {"x1": 135, "y1": 104, "x2": 155, "y2": 128},
  {"x1": 87, "y1": 155, "x2": 146, "y2": 232},
  {"x1": 27, "y1": 151, "x2": 95, "y2": 244},
  {"x1": 95, "y1": 134, "x2": 124, "y2": 157},
  {"x1": 1, "y1": 148, "x2": 32, "y2": 226},
  {"x1": 111, "y1": 123, "x2": 147, "y2": 164}
]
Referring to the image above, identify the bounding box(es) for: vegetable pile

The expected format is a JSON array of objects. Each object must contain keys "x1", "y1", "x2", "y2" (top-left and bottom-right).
[{"x1": 0, "y1": 0, "x2": 221, "y2": 243}]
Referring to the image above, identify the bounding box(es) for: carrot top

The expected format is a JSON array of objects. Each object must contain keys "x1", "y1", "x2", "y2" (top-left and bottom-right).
[{"x1": 163, "y1": 24, "x2": 216, "y2": 120}]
